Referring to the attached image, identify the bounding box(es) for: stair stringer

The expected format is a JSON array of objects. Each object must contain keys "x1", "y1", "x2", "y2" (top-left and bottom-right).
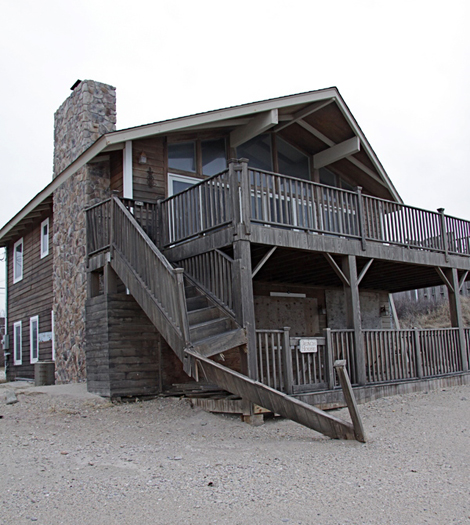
[{"x1": 188, "y1": 350, "x2": 359, "y2": 441}]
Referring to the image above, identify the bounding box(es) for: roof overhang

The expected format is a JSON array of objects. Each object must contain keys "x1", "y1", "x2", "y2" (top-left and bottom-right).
[{"x1": 0, "y1": 87, "x2": 401, "y2": 246}]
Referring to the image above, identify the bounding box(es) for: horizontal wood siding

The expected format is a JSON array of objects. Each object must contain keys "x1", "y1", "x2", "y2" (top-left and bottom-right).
[
  {"x1": 110, "y1": 151, "x2": 123, "y2": 195},
  {"x1": 132, "y1": 137, "x2": 165, "y2": 202},
  {"x1": 7, "y1": 212, "x2": 54, "y2": 379}
]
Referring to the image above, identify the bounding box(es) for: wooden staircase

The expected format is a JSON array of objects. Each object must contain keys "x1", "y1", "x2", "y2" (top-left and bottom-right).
[{"x1": 92, "y1": 197, "x2": 364, "y2": 441}]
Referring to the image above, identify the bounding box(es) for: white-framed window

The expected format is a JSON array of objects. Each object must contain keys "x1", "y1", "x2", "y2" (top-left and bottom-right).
[
  {"x1": 40, "y1": 218, "x2": 49, "y2": 258},
  {"x1": 30, "y1": 316, "x2": 39, "y2": 364},
  {"x1": 168, "y1": 173, "x2": 202, "y2": 196},
  {"x1": 13, "y1": 238, "x2": 24, "y2": 283},
  {"x1": 13, "y1": 321, "x2": 22, "y2": 365},
  {"x1": 51, "y1": 310, "x2": 55, "y2": 361}
]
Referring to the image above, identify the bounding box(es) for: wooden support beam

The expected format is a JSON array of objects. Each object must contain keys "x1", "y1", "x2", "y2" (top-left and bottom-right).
[
  {"x1": 389, "y1": 294, "x2": 401, "y2": 330},
  {"x1": 342, "y1": 255, "x2": 366, "y2": 386},
  {"x1": 272, "y1": 99, "x2": 334, "y2": 133},
  {"x1": 252, "y1": 247, "x2": 277, "y2": 278},
  {"x1": 313, "y1": 137, "x2": 361, "y2": 169},
  {"x1": 297, "y1": 120, "x2": 388, "y2": 189},
  {"x1": 230, "y1": 110, "x2": 278, "y2": 148},
  {"x1": 324, "y1": 253, "x2": 350, "y2": 287},
  {"x1": 334, "y1": 360, "x2": 366, "y2": 442},
  {"x1": 232, "y1": 239, "x2": 258, "y2": 379},
  {"x1": 444, "y1": 268, "x2": 468, "y2": 372},
  {"x1": 459, "y1": 271, "x2": 469, "y2": 291},
  {"x1": 357, "y1": 258, "x2": 374, "y2": 286},
  {"x1": 435, "y1": 267, "x2": 454, "y2": 292}
]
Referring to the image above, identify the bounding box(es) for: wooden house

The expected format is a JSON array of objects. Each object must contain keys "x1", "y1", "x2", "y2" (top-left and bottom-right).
[{"x1": 1, "y1": 80, "x2": 469, "y2": 437}]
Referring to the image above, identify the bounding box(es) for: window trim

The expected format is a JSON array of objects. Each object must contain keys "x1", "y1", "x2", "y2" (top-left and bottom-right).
[
  {"x1": 168, "y1": 173, "x2": 202, "y2": 197},
  {"x1": 13, "y1": 238, "x2": 23, "y2": 283},
  {"x1": 30, "y1": 316, "x2": 39, "y2": 364},
  {"x1": 13, "y1": 321, "x2": 22, "y2": 365},
  {"x1": 40, "y1": 218, "x2": 49, "y2": 259}
]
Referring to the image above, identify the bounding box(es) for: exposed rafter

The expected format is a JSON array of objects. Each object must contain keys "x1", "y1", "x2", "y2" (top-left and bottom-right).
[
  {"x1": 272, "y1": 99, "x2": 334, "y2": 133},
  {"x1": 313, "y1": 137, "x2": 361, "y2": 170},
  {"x1": 230, "y1": 109, "x2": 279, "y2": 148},
  {"x1": 298, "y1": 120, "x2": 388, "y2": 188}
]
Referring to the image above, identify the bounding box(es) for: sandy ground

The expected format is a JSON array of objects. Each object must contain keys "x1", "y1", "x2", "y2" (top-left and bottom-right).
[{"x1": 0, "y1": 379, "x2": 469, "y2": 525}]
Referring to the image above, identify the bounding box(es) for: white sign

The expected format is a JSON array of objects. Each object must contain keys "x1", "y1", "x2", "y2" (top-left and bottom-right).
[
  {"x1": 39, "y1": 332, "x2": 53, "y2": 343},
  {"x1": 299, "y1": 339, "x2": 318, "y2": 353}
]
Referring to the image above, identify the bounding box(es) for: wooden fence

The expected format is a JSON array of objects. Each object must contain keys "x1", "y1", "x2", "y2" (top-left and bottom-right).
[
  {"x1": 256, "y1": 326, "x2": 469, "y2": 394},
  {"x1": 176, "y1": 249, "x2": 234, "y2": 314}
]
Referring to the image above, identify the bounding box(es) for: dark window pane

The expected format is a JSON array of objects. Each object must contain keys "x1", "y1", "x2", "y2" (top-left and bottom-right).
[
  {"x1": 168, "y1": 142, "x2": 196, "y2": 173},
  {"x1": 172, "y1": 179, "x2": 196, "y2": 195},
  {"x1": 237, "y1": 134, "x2": 272, "y2": 171},
  {"x1": 319, "y1": 167, "x2": 337, "y2": 187},
  {"x1": 276, "y1": 137, "x2": 310, "y2": 180},
  {"x1": 202, "y1": 139, "x2": 226, "y2": 176}
]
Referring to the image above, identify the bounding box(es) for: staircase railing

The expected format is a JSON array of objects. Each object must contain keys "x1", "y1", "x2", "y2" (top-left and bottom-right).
[{"x1": 86, "y1": 196, "x2": 190, "y2": 349}]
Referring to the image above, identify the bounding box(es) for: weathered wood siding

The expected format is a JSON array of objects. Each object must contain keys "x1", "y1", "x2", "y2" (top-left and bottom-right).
[
  {"x1": 7, "y1": 213, "x2": 53, "y2": 379},
  {"x1": 110, "y1": 150, "x2": 123, "y2": 194},
  {"x1": 86, "y1": 291, "x2": 189, "y2": 397},
  {"x1": 132, "y1": 137, "x2": 166, "y2": 202}
]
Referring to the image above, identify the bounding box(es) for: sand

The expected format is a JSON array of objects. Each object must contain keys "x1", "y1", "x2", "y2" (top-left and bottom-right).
[{"x1": 0, "y1": 380, "x2": 469, "y2": 525}]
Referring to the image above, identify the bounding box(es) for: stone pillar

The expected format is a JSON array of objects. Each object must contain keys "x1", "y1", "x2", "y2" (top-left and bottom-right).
[{"x1": 53, "y1": 80, "x2": 116, "y2": 383}]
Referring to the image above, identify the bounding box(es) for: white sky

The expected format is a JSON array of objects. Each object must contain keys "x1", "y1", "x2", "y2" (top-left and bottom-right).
[{"x1": 0, "y1": 0, "x2": 469, "y2": 312}]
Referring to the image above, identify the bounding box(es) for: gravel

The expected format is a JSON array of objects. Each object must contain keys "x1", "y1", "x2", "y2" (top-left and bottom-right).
[{"x1": 0, "y1": 381, "x2": 469, "y2": 525}]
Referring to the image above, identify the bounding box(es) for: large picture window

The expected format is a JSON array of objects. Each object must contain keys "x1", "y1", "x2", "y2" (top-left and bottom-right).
[
  {"x1": 13, "y1": 238, "x2": 23, "y2": 283},
  {"x1": 30, "y1": 316, "x2": 39, "y2": 364},
  {"x1": 14, "y1": 321, "x2": 22, "y2": 365}
]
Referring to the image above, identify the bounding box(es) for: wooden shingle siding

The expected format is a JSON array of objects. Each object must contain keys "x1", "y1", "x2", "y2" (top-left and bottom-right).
[{"x1": 7, "y1": 212, "x2": 53, "y2": 379}]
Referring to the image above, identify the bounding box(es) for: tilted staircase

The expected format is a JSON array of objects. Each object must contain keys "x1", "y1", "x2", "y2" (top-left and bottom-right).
[{"x1": 101, "y1": 197, "x2": 362, "y2": 441}]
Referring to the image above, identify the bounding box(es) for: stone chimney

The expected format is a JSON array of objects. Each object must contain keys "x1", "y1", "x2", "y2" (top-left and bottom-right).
[
  {"x1": 53, "y1": 80, "x2": 116, "y2": 177},
  {"x1": 52, "y1": 80, "x2": 117, "y2": 384}
]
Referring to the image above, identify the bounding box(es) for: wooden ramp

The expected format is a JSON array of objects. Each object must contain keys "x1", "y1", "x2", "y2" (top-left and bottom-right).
[{"x1": 187, "y1": 350, "x2": 363, "y2": 441}]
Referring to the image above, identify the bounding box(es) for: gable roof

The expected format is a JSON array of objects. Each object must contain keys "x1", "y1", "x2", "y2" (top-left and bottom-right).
[{"x1": 0, "y1": 87, "x2": 401, "y2": 246}]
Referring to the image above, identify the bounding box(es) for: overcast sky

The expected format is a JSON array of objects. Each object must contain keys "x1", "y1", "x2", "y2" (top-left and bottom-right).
[{"x1": 0, "y1": 0, "x2": 469, "y2": 311}]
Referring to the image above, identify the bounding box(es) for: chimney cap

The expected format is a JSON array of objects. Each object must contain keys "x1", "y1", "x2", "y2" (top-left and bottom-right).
[{"x1": 70, "y1": 80, "x2": 82, "y2": 91}]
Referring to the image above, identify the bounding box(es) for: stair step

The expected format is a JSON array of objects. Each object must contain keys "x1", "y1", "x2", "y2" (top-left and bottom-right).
[
  {"x1": 185, "y1": 285, "x2": 199, "y2": 299},
  {"x1": 188, "y1": 306, "x2": 220, "y2": 325},
  {"x1": 186, "y1": 295, "x2": 210, "y2": 311},
  {"x1": 190, "y1": 317, "x2": 233, "y2": 342},
  {"x1": 192, "y1": 328, "x2": 248, "y2": 358}
]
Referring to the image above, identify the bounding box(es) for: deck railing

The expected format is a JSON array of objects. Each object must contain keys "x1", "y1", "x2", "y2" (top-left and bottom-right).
[
  {"x1": 121, "y1": 198, "x2": 159, "y2": 244},
  {"x1": 160, "y1": 169, "x2": 232, "y2": 247},
  {"x1": 159, "y1": 160, "x2": 470, "y2": 258},
  {"x1": 256, "y1": 326, "x2": 468, "y2": 394},
  {"x1": 176, "y1": 249, "x2": 234, "y2": 314}
]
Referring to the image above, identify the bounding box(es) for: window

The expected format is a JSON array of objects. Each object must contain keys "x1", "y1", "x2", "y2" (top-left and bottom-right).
[
  {"x1": 168, "y1": 142, "x2": 196, "y2": 173},
  {"x1": 236, "y1": 134, "x2": 272, "y2": 171},
  {"x1": 40, "y1": 218, "x2": 49, "y2": 258},
  {"x1": 201, "y1": 139, "x2": 226, "y2": 176},
  {"x1": 168, "y1": 138, "x2": 227, "y2": 179},
  {"x1": 13, "y1": 238, "x2": 23, "y2": 283},
  {"x1": 30, "y1": 316, "x2": 39, "y2": 364},
  {"x1": 276, "y1": 136, "x2": 310, "y2": 180},
  {"x1": 13, "y1": 321, "x2": 22, "y2": 365},
  {"x1": 168, "y1": 173, "x2": 202, "y2": 196}
]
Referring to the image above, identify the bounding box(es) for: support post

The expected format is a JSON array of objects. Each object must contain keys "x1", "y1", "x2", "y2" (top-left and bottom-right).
[
  {"x1": 103, "y1": 263, "x2": 118, "y2": 294},
  {"x1": 356, "y1": 186, "x2": 367, "y2": 251},
  {"x1": 438, "y1": 208, "x2": 449, "y2": 262},
  {"x1": 342, "y1": 255, "x2": 366, "y2": 385},
  {"x1": 445, "y1": 268, "x2": 468, "y2": 372},
  {"x1": 232, "y1": 239, "x2": 257, "y2": 380},
  {"x1": 334, "y1": 360, "x2": 366, "y2": 443},
  {"x1": 282, "y1": 327, "x2": 294, "y2": 394},
  {"x1": 324, "y1": 328, "x2": 335, "y2": 390},
  {"x1": 413, "y1": 327, "x2": 423, "y2": 379}
]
